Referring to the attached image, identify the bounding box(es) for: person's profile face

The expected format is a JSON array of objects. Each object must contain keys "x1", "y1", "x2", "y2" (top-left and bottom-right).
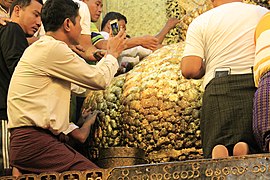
[
  {"x1": 89, "y1": 0, "x2": 102, "y2": 22},
  {"x1": 18, "y1": 0, "x2": 42, "y2": 36},
  {"x1": 69, "y1": 15, "x2": 82, "y2": 45}
]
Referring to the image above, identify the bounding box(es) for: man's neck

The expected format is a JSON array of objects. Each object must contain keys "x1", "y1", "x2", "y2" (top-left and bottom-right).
[
  {"x1": 10, "y1": 17, "x2": 25, "y2": 34},
  {"x1": 46, "y1": 31, "x2": 72, "y2": 46}
]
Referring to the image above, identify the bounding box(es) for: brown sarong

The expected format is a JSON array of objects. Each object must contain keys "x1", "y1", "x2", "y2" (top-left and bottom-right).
[
  {"x1": 9, "y1": 126, "x2": 98, "y2": 174},
  {"x1": 201, "y1": 74, "x2": 261, "y2": 158}
]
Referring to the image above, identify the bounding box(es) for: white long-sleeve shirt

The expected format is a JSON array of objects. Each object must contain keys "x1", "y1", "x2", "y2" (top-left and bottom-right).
[{"x1": 7, "y1": 35, "x2": 119, "y2": 135}]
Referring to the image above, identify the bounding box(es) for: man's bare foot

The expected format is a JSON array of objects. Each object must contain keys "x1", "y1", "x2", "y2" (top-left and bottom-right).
[
  {"x1": 12, "y1": 167, "x2": 22, "y2": 178},
  {"x1": 212, "y1": 144, "x2": 229, "y2": 159},
  {"x1": 233, "y1": 142, "x2": 249, "y2": 156}
]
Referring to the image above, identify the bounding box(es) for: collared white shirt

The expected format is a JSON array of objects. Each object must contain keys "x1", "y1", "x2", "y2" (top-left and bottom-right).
[{"x1": 7, "y1": 35, "x2": 119, "y2": 135}]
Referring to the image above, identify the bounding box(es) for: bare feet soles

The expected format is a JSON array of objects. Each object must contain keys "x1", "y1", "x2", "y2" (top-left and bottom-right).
[
  {"x1": 212, "y1": 144, "x2": 229, "y2": 159},
  {"x1": 212, "y1": 142, "x2": 249, "y2": 159},
  {"x1": 233, "y1": 142, "x2": 249, "y2": 156},
  {"x1": 12, "y1": 167, "x2": 22, "y2": 178}
]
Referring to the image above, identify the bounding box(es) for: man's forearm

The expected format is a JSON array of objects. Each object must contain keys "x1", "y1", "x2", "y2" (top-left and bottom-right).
[
  {"x1": 125, "y1": 37, "x2": 142, "y2": 49},
  {"x1": 94, "y1": 40, "x2": 108, "y2": 50},
  {"x1": 80, "y1": 34, "x2": 98, "y2": 61},
  {"x1": 155, "y1": 26, "x2": 171, "y2": 44}
]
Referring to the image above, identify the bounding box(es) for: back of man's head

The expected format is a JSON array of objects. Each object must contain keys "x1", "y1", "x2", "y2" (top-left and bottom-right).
[
  {"x1": 9, "y1": 0, "x2": 43, "y2": 17},
  {"x1": 41, "y1": 0, "x2": 79, "y2": 32},
  {"x1": 101, "y1": 11, "x2": 127, "y2": 31}
]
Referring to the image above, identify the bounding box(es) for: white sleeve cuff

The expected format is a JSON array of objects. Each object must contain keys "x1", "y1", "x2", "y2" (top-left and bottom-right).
[{"x1": 62, "y1": 123, "x2": 79, "y2": 135}]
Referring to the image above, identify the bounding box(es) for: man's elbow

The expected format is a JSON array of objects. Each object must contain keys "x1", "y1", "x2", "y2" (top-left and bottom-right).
[
  {"x1": 181, "y1": 68, "x2": 194, "y2": 79},
  {"x1": 181, "y1": 68, "x2": 204, "y2": 79},
  {"x1": 181, "y1": 63, "x2": 200, "y2": 79},
  {"x1": 181, "y1": 56, "x2": 204, "y2": 79}
]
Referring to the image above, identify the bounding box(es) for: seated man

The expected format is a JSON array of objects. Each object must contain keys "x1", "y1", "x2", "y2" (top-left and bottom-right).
[
  {"x1": 0, "y1": 0, "x2": 13, "y2": 175},
  {"x1": 100, "y1": 12, "x2": 152, "y2": 60},
  {"x1": 99, "y1": 11, "x2": 180, "y2": 74},
  {"x1": 7, "y1": 0, "x2": 126, "y2": 174},
  {"x1": 100, "y1": 12, "x2": 180, "y2": 45},
  {"x1": 0, "y1": 0, "x2": 43, "y2": 175},
  {"x1": 82, "y1": 0, "x2": 160, "y2": 51},
  {"x1": 99, "y1": 12, "x2": 152, "y2": 73}
]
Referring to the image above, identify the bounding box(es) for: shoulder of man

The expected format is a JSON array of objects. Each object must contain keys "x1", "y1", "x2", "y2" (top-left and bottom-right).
[
  {"x1": 91, "y1": 22, "x2": 99, "y2": 33},
  {"x1": 90, "y1": 22, "x2": 105, "y2": 45},
  {"x1": 0, "y1": 22, "x2": 24, "y2": 33}
]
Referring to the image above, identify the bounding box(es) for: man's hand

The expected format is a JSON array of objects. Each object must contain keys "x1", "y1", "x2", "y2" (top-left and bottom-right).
[
  {"x1": 140, "y1": 35, "x2": 159, "y2": 51},
  {"x1": 107, "y1": 28, "x2": 127, "y2": 59},
  {"x1": 70, "y1": 44, "x2": 85, "y2": 58},
  {"x1": 70, "y1": 44, "x2": 99, "y2": 62},
  {"x1": 81, "y1": 107, "x2": 98, "y2": 125},
  {"x1": 0, "y1": 17, "x2": 11, "y2": 26},
  {"x1": 69, "y1": 107, "x2": 100, "y2": 143}
]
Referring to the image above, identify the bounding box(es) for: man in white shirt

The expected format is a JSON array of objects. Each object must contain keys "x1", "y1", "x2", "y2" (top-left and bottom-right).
[
  {"x1": 0, "y1": 0, "x2": 42, "y2": 176},
  {"x1": 181, "y1": 0, "x2": 268, "y2": 159},
  {"x1": 7, "y1": 0, "x2": 126, "y2": 174}
]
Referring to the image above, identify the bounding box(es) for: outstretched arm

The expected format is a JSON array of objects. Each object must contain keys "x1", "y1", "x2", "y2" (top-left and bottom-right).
[
  {"x1": 126, "y1": 35, "x2": 159, "y2": 51},
  {"x1": 155, "y1": 18, "x2": 180, "y2": 44},
  {"x1": 70, "y1": 34, "x2": 99, "y2": 62}
]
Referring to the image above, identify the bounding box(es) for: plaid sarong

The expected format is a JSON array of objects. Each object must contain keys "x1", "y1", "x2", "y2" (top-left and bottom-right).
[
  {"x1": 253, "y1": 71, "x2": 270, "y2": 152},
  {"x1": 201, "y1": 74, "x2": 260, "y2": 158}
]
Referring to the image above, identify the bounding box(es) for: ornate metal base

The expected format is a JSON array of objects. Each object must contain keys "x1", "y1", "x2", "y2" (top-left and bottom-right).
[{"x1": 1, "y1": 154, "x2": 270, "y2": 179}]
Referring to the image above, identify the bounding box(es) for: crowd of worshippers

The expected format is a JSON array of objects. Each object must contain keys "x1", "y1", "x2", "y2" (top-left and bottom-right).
[{"x1": 1, "y1": 0, "x2": 270, "y2": 178}]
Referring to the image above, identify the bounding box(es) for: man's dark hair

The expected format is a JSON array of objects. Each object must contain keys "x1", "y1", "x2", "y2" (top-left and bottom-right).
[
  {"x1": 101, "y1": 12, "x2": 127, "y2": 31},
  {"x1": 41, "y1": 0, "x2": 79, "y2": 32},
  {"x1": 10, "y1": 0, "x2": 43, "y2": 17}
]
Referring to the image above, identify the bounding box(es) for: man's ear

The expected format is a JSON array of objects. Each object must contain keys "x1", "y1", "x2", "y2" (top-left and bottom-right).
[
  {"x1": 11, "y1": 5, "x2": 21, "y2": 18},
  {"x1": 63, "y1": 18, "x2": 72, "y2": 32}
]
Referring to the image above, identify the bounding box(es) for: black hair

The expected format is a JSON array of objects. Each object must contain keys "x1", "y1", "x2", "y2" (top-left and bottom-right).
[
  {"x1": 41, "y1": 0, "x2": 79, "y2": 32},
  {"x1": 10, "y1": 0, "x2": 43, "y2": 17},
  {"x1": 101, "y1": 11, "x2": 127, "y2": 31}
]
